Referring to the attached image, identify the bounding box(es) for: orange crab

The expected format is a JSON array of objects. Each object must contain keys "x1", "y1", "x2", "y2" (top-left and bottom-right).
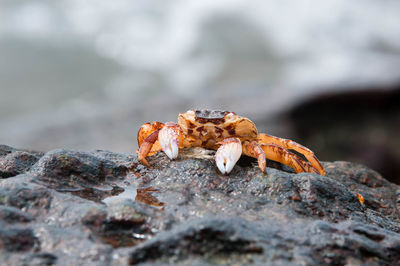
[{"x1": 137, "y1": 110, "x2": 325, "y2": 175}]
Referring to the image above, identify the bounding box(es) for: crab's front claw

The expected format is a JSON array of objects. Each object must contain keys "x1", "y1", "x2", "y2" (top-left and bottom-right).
[
  {"x1": 158, "y1": 122, "x2": 180, "y2": 160},
  {"x1": 215, "y1": 138, "x2": 242, "y2": 174}
]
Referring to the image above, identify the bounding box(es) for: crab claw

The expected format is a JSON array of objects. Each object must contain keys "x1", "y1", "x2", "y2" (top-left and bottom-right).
[
  {"x1": 215, "y1": 138, "x2": 242, "y2": 174},
  {"x1": 158, "y1": 122, "x2": 180, "y2": 160}
]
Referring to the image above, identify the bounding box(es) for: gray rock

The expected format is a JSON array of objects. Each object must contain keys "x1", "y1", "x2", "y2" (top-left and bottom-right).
[
  {"x1": 0, "y1": 205, "x2": 32, "y2": 223},
  {"x1": 284, "y1": 88, "x2": 400, "y2": 185},
  {"x1": 0, "y1": 225, "x2": 38, "y2": 252},
  {"x1": 0, "y1": 145, "x2": 43, "y2": 178},
  {"x1": 0, "y1": 147, "x2": 399, "y2": 265}
]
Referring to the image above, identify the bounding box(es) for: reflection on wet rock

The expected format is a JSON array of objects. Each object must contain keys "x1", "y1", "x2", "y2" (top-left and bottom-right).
[
  {"x1": 83, "y1": 199, "x2": 158, "y2": 248},
  {"x1": 135, "y1": 187, "x2": 164, "y2": 208}
]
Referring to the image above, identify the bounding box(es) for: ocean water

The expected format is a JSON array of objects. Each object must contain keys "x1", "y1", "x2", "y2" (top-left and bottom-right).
[{"x1": 1, "y1": 0, "x2": 400, "y2": 152}]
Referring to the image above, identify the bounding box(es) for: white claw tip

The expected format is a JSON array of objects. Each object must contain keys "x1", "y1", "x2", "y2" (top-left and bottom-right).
[
  {"x1": 159, "y1": 126, "x2": 179, "y2": 160},
  {"x1": 215, "y1": 138, "x2": 242, "y2": 174}
]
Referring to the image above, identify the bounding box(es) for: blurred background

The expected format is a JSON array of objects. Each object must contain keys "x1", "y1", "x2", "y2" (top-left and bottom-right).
[{"x1": 1, "y1": 0, "x2": 399, "y2": 183}]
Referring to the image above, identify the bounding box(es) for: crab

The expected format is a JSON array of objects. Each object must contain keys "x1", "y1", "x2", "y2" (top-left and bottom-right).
[{"x1": 137, "y1": 110, "x2": 325, "y2": 175}]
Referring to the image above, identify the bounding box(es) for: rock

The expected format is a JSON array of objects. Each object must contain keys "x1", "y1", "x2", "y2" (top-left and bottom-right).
[
  {"x1": 0, "y1": 183, "x2": 52, "y2": 218},
  {"x1": 0, "y1": 205, "x2": 32, "y2": 223},
  {"x1": 0, "y1": 225, "x2": 37, "y2": 252},
  {"x1": 128, "y1": 217, "x2": 264, "y2": 265},
  {"x1": 30, "y1": 149, "x2": 132, "y2": 189},
  {"x1": 82, "y1": 199, "x2": 162, "y2": 248},
  {"x1": 30, "y1": 149, "x2": 134, "y2": 201},
  {"x1": 0, "y1": 145, "x2": 43, "y2": 178},
  {"x1": 128, "y1": 217, "x2": 400, "y2": 265},
  {"x1": 20, "y1": 253, "x2": 58, "y2": 266},
  {"x1": 283, "y1": 88, "x2": 400, "y2": 185},
  {"x1": 0, "y1": 146, "x2": 399, "y2": 265}
]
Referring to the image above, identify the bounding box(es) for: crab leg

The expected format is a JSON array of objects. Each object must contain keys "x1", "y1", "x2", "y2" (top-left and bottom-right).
[
  {"x1": 259, "y1": 143, "x2": 319, "y2": 174},
  {"x1": 258, "y1": 133, "x2": 325, "y2": 175},
  {"x1": 242, "y1": 141, "x2": 266, "y2": 172},
  {"x1": 137, "y1": 122, "x2": 164, "y2": 166},
  {"x1": 215, "y1": 138, "x2": 242, "y2": 174},
  {"x1": 158, "y1": 122, "x2": 181, "y2": 160},
  {"x1": 138, "y1": 130, "x2": 161, "y2": 167}
]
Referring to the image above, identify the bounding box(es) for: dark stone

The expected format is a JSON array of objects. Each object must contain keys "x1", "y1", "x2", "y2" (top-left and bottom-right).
[
  {"x1": 128, "y1": 217, "x2": 400, "y2": 265},
  {"x1": 30, "y1": 149, "x2": 134, "y2": 201},
  {"x1": 128, "y1": 217, "x2": 264, "y2": 265},
  {"x1": 0, "y1": 205, "x2": 32, "y2": 223},
  {"x1": 128, "y1": 153, "x2": 400, "y2": 265},
  {"x1": 20, "y1": 253, "x2": 58, "y2": 266},
  {"x1": 0, "y1": 145, "x2": 43, "y2": 178},
  {"x1": 31, "y1": 149, "x2": 130, "y2": 186},
  {"x1": 285, "y1": 88, "x2": 400, "y2": 185},
  {"x1": 82, "y1": 200, "x2": 161, "y2": 248},
  {"x1": 0, "y1": 186, "x2": 52, "y2": 217},
  {"x1": 0, "y1": 146, "x2": 399, "y2": 265},
  {"x1": 0, "y1": 226, "x2": 37, "y2": 252},
  {"x1": 0, "y1": 145, "x2": 15, "y2": 156}
]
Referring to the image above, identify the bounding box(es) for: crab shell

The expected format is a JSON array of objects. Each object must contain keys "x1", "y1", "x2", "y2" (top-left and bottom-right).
[
  {"x1": 138, "y1": 110, "x2": 258, "y2": 155},
  {"x1": 178, "y1": 110, "x2": 258, "y2": 150}
]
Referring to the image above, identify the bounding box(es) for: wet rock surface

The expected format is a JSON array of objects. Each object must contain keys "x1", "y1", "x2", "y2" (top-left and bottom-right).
[{"x1": 0, "y1": 147, "x2": 399, "y2": 265}]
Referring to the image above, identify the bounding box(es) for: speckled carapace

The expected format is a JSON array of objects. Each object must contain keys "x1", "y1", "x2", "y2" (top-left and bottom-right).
[{"x1": 137, "y1": 109, "x2": 326, "y2": 175}]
